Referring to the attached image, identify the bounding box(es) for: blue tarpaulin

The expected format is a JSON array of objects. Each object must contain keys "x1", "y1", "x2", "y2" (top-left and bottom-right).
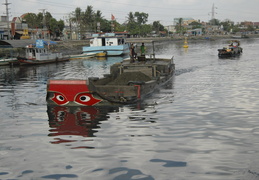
[{"x1": 36, "y1": 39, "x2": 57, "y2": 48}]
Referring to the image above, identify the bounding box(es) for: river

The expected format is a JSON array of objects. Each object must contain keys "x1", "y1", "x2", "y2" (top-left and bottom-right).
[{"x1": 0, "y1": 38, "x2": 259, "y2": 180}]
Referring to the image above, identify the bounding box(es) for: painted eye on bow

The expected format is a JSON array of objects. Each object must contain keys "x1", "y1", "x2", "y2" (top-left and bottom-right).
[
  {"x1": 75, "y1": 93, "x2": 101, "y2": 106},
  {"x1": 56, "y1": 95, "x2": 65, "y2": 101},
  {"x1": 51, "y1": 92, "x2": 69, "y2": 105},
  {"x1": 78, "y1": 95, "x2": 91, "y2": 102}
]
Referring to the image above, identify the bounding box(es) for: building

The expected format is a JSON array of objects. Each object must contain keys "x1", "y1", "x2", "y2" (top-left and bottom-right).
[
  {"x1": 173, "y1": 18, "x2": 195, "y2": 26},
  {"x1": 0, "y1": 16, "x2": 10, "y2": 39}
]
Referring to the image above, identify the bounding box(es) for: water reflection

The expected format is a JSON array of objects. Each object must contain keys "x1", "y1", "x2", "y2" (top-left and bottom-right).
[{"x1": 47, "y1": 106, "x2": 119, "y2": 145}]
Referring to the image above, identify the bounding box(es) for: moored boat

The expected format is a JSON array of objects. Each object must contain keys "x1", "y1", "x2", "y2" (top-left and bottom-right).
[
  {"x1": 218, "y1": 40, "x2": 243, "y2": 58},
  {"x1": 82, "y1": 33, "x2": 130, "y2": 56},
  {"x1": 17, "y1": 39, "x2": 70, "y2": 65},
  {"x1": 46, "y1": 54, "x2": 175, "y2": 106},
  {"x1": 69, "y1": 53, "x2": 96, "y2": 60},
  {"x1": 0, "y1": 56, "x2": 18, "y2": 66}
]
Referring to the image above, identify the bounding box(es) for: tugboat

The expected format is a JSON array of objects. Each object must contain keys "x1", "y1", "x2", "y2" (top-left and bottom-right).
[
  {"x1": 46, "y1": 42, "x2": 175, "y2": 106},
  {"x1": 218, "y1": 40, "x2": 243, "y2": 58}
]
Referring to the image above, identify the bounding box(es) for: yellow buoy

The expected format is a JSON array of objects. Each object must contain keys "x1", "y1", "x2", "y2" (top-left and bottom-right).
[{"x1": 183, "y1": 37, "x2": 189, "y2": 48}]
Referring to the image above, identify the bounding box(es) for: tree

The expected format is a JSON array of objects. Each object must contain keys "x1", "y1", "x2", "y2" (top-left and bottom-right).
[
  {"x1": 83, "y1": 5, "x2": 95, "y2": 32},
  {"x1": 247, "y1": 25, "x2": 255, "y2": 31},
  {"x1": 23, "y1": 13, "x2": 38, "y2": 28},
  {"x1": 71, "y1": 7, "x2": 83, "y2": 34},
  {"x1": 175, "y1": 18, "x2": 183, "y2": 34},
  {"x1": 189, "y1": 21, "x2": 202, "y2": 29},
  {"x1": 134, "y1": 12, "x2": 148, "y2": 25},
  {"x1": 209, "y1": 18, "x2": 220, "y2": 25},
  {"x1": 23, "y1": 12, "x2": 64, "y2": 38},
  {"x1": 125, "y1": 11, "x2": 151, "y2": 36},
  {"x1": 49, "y1": 19, "x2": 64, "y2": 37},
  {"x1": 126, "y1": 12, "x2": 137, "y2": 35},
  {"x1": 45, "y1": 12, "x2": 53, "y2": 29},
  {"x1": 220, "y1": 19, "x2": 234, "y2": 32},
  {"x1": 127, "y1": 12, "x2": 135, "y2": 24}
]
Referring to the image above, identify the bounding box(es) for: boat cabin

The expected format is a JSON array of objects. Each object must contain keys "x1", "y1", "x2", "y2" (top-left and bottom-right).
[
  {"x1": 90, "y1": 33, "x2": 126, "y2": 47},
  {"x1": 25, "y1": 47, "x2": 62, "y2": 60}
]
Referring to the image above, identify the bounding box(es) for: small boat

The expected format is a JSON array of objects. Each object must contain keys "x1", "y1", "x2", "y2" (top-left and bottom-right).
[
  {"x1": 17, "y1": 39, "x2": 70, "y2": 65},
  {"x1": 231, "y1": 34, "x2": 249, "y2": 39},
  {"x1": 218, "y1": 40, "x2": 243, "y2": 58},
  {"x1": 46, "y1": 41, "x2": 175, "y2": 106},
  {"x1": 69, "y1": 53, "x2": 96, "y2": 60},
  {"x1": 95, "y1": 51, "x2": 107, "y2": 57},
  {"x1": 82, "y1": 33, "x2": 130, "y2": 56},
  {"x1": 0, "y1": 56, "x2": 18, "y2": 66}
]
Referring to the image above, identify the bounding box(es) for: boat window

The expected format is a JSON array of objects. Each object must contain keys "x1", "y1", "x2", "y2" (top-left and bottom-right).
[{"x1": 102, "y1": 38, "x2": 105, "y2": 46}]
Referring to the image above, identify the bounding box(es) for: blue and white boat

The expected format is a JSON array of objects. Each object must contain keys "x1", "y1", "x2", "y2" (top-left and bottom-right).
[{"x1": 82, "y1": 33, "x2": 130, "y2": 56}]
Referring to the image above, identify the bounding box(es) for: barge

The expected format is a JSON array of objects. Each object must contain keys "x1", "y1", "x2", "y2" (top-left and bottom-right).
[{"x1": 46, "y1": 55, "x2": 175, "y2": 106}]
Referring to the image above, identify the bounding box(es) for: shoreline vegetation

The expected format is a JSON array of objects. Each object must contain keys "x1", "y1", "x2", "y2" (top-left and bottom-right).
[{"x1": 1, "y1": 34, "x2": 259, "y2": 57}]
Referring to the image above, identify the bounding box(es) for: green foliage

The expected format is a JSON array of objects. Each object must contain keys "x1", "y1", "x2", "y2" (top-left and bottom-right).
[
  {"x1": 134, "y1": 12, "x2": 148, "y2": 25},
  {"x1": 23, "y1": 12, "x2": 64, "y2": 37},
  {"x1": 175, "y1": 18, "x2": 183, "y2": 34},
  {"x1": 152, "y1": 21, "x2": 165, "y2": 32},
  {"x1": 23, "y1": 13, "x2": 38, "y2": 28},
  {"x1": 189, "y1": 21, "x2": 202, "y2": 29},
  {"x1": 209, "y1": 18, "x2": 220, "y2": 25}
]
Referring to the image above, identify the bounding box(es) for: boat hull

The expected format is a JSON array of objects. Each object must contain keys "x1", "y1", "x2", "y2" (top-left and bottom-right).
[
  {"x1": 17, "y1": 56, "x2": 70, "y2": 65},
  {"x1": 82, "y1": 44, "x2": 130, "y2": 56},
  {"x1": 69, "y1": 53, "x2": 95, "y2": 60},
  {"x1": 218, "y1": 47, "x2": 242, "y2": 58},
  {"x1": 0, "y1": 58, "x2": 18, "y2": 66}
]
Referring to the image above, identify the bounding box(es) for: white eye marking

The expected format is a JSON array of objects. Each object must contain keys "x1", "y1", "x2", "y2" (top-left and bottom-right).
[
  {"x1": 56, "y1": 95, "x2": 65, "y2": 101},
  {"x1": 79, "y1": 95, "x2": 90, "y2": 102}
]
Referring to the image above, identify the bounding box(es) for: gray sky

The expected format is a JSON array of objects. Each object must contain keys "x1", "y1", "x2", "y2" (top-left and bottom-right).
[{"x1": 1, "y1": 0, "x2": 259, "y2": 26}]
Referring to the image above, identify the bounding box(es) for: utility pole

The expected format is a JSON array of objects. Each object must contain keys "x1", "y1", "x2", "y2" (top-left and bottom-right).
[
  {"x1": 3, "y1": 0, "x2": 11, "y2": 39},
  {"x1": 39, "y1": 9, "x2": 46, "y2": 39},
  {"x1": 211, "y1": 3, "x2": 215, "y2": 20},
  {"x1": 208, "y1": 3, "x2": 217, "y2": 25}
]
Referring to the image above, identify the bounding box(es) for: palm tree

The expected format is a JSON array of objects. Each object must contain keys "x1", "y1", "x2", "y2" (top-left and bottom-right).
[
  {"x1": 71, "y1": 7, "x2": 83, "y2": 37},
  {"x1": 83, "y1": 5, "x2": 95, "y2": 32},
  {"x1": 95, "y1": 10, "x2": 103, "y2": 32},
  {"x1": 178, "y1": 18, "x2": 183, "y2": 34}
]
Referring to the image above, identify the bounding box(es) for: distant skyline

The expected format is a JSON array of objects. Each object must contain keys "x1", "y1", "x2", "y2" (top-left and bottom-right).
[{"x1": 1, "y1": 0, "x2": 259, "y2": 26}]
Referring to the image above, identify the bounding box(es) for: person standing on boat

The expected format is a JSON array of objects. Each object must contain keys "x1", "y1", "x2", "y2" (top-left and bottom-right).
[
  {"x1": 140, "y1": 42, "x2": 146, "y2": 56},
  {"x1": 130, "y1": 43, "x2": 136, "y2": 63}
]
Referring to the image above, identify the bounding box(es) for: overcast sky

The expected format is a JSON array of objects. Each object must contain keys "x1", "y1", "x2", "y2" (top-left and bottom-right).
[{"x1": 1, "y1": 0, "x2": 259, "y2": 26}]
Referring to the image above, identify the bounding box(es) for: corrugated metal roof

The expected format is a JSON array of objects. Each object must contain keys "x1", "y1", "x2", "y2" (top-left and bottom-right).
[{"x1": 0, "y1": 39, "x2": 37, "y2": 48}]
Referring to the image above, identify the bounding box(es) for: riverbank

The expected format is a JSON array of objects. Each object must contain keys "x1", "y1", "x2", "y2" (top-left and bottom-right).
[{"x1": 1, "y1": 34, "x2": 259, "y2": 57}]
